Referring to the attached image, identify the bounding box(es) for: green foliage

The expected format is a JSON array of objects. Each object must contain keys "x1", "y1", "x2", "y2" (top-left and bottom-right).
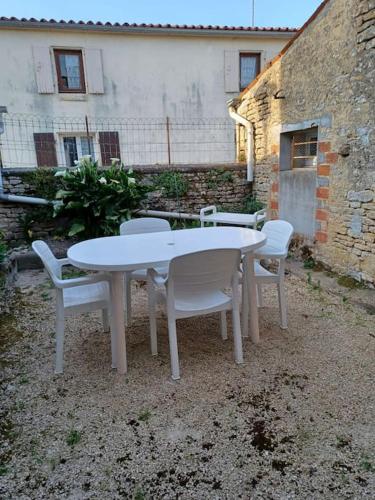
[
  {"x1": 54, "y1": 157, "x2": 148, "y2": 238},
  {"x1": 18, "y1": 206, "x2": 54, "y2": 242},
  {"x1": 207, "y1": 168, "x2": 234, "y2": 190},
  {"x1": 171, "y1": 218, "x2": 200, "y2": 230},
  {"x1": 23, "y1": 168, "x2": 60, "y2": 200},
  {"x1": 303, "y1": 257, "x2": 316, "y2": 269},
  {"x1": 66, "y1": 429, "x2": 81, "y2": 447},
  {"x1": 138, "y1": 409, "x2": 152, "y2": 422},
  {"x1": 242, "y1": 194, "x2": 264, "y2": 214},
  {"x1": 154, "y1": 171, "x2": 189, "y2": 198},
  {"x1": 0, "y1": 230, "x2": 7, "y2": 264}
]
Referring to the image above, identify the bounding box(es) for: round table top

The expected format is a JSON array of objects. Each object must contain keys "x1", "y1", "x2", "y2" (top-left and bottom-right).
[{"x1": 67, "y1": 226, "x2": 267, "y2": 272}]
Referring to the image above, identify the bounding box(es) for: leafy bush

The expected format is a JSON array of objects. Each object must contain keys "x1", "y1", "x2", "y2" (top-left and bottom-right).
[
  {"x1": 242, "y1": 194, "x2": 264, "y2": 214},
  {"x1": 154, "y1": 171, "x2": 189, "y2": 198},
  {"x1": 0, "y1": 230, "x2": 7, "y2": 264},
  {"x1": 23, "y1": 168, "x2": 59, "y2": 200},
  {"x1": 54, "y1": 157, "x2": 148, "y2": 238}
]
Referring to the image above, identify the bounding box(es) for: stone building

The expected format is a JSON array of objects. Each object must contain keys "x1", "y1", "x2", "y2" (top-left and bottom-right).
[{"x1": 230, "y1": 0, "x2": 375, "y2": 285}]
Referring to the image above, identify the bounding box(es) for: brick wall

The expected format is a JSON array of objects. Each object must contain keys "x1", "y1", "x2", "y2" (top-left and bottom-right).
[{"x1": 235, "y1": 0, "x2": 375, "y2": 284}]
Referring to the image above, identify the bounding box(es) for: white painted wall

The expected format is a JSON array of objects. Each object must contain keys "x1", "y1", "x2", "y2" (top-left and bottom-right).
[{"x1": 0, "y1": 27, "x2": 291, "y2": 167}]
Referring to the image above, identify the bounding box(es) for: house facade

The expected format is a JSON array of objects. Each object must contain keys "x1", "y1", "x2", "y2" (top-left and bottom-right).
[
  {"x1": 231, "y1": 0, "x2": 375, "y2": 284},
  {"x1": 0, "y1": 18, "x2": 295, "y2": 168}
]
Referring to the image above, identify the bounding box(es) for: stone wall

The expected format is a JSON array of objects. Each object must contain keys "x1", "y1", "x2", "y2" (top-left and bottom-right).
[
  {"x1": 0, "y1": 163, "x2": 251, "y2": 245},
  {"x1": 236, "y1": 0, "x2": 375, "y2": 284}
]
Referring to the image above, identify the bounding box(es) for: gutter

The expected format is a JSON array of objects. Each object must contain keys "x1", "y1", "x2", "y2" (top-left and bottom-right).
[
  {"x1": 0, "y1": 21, "x2": 296, "y2": 39},
  {"x1": 227, "y1": 98, "x2": 254, "y2": 182}
]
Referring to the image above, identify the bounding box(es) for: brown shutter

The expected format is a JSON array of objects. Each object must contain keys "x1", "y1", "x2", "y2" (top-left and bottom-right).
[
  {"x1": 99, "y1": 131, "x2": 121, "y2": 166},
  {"x1": 33, "y1": 133, "x2": 57, "y2": 167}
]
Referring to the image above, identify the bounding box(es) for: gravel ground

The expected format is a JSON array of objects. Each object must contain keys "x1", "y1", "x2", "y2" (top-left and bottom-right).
[{"x1": 0, "y1": 269, "x2": 374, "y2": 499}]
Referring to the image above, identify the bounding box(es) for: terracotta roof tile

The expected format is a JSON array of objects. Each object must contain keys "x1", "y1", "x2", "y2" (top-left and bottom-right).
[{"x1": 0, "y1": 16, "x2": 297, "y2": 33}]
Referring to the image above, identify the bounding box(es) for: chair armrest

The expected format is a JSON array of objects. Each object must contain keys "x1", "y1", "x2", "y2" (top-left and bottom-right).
[
  {"x1": 147, "y1": 268, "x2": 167, "y2": 287},
  {"x1": 57, "y1": 258, "x2": 70, "y2": 267},
  {"x1": 199, "y1": 205, "x2": 217, "y2": 219},
  {"x1": 53, "y1": 272, "x2": 111, "y2": 289},
  {"x1": 254, "y1": 208, "x2": 267, "y2": 227}
]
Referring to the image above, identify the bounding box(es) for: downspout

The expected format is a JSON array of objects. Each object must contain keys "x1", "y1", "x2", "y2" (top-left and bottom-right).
[
  {"x1": 0, "y1": 106, "x2": 49, "y2": 205},
  {"x1": 227, "y1": 98, "x2": 254, "y2": 182}
]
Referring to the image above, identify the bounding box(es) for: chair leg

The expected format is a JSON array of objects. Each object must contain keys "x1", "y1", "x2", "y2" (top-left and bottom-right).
[
  {"x1": 232, "y1": 299, "x2": 244, "y2": 365},
  {"x1": 124, "y1": 272, "x2": 132, "y2": 326},
  {"x1": 220, "y1": 310, "x2": 228, "y2": 340},
  {"x1": 55, "y1": 293, "x2": 65, "y2": 374},
  {"x1": 257, "y1": 284, "x2": 264, "y2": 307},
  {"x1": 147, "y1": 276, "x2": 158, "y2": 356},
  {"x1": 277, "y1": 281, "x2": 288, "y2": 329},
  {"x1": 102, "y1": 308, "x2": 110, "y2": 332},
  {"x1": 167, "y1": 316, "x2": 180, "y2": 380}
]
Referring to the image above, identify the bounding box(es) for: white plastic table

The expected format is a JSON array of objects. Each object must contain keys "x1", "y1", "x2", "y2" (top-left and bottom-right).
[
  {"x1": 68, "y1": 227, "x2": 266, "y2": 374},
  {"x1": 200, "y1": 206, "x2": 266, "y2": 228}
]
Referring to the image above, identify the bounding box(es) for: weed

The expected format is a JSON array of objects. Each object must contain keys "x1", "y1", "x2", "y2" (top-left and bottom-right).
[
  {"x1": 359, "y1": 455, "x2": 374, "y2": 472},
  {"x1": 342, "y1": 296, "x2": 348, "y2": 303},
  {"x1": 62, "y1": 268, "x2": 87, "y2": 279},
  {"x1": 0, "y1": 464, "x2": 8, "y2": 476},
  {"x1": 19, "y1": 375, "x2": 29, "y2": 385},
  {"x1": 336, "y1": 435, "x2": 351, "y2": 448},
  {"x1": 337, "y1": 275, "x2": 364, "y2": 289},
  {"x1": 66, "y1": 429, "x2": 82, "y2": 447},
  {"x1": 134, "y1": 487, "x2": 145, "y2": 500},
  {"x1": 138, "y1": 409, "x2": 152, "y2": 422},
  {"x1": 41, "y1": 291, "x2": 51, "y2": 301},
  {"x1": 303, "y1": 257, "x2": 315, "y2": 269},
  {"x1": 154, "y1": 171, "x2": 189, "y2": 198},
  {"x1": 307, "y1": 272, "x2": 321, "y2": 291}
]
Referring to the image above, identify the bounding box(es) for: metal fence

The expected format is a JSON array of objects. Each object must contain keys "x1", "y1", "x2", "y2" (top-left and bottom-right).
[{"x1": 0, "y1": 113, "x2": 236, "y2": 168}]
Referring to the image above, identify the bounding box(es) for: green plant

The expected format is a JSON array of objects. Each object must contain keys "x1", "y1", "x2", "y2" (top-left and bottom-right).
[
  {"x1": 206, "y1": 168, "x2": 233, "y2": 189},
  {"x1": 23, "y1": 168, "x2": 59, "y2": 200},
  {"x1": 303, "y1": 257, "x2": 316, "y2": 269},
  {"x1": 242, "y1": 195, "x2": 264, "y2": 214},
  {"x1": 138, "y1": 409, "x2": 151, "y2": 422},
  {"x1": 19, "y1": 206, "x2": 54, "y2": 242},
  {"x1": 66, "y1": 429, "x2": 81, "y2": 447},
  {"x1": 154, "y1": 171, "x2": 189, "y2": 198},
  {"x1": 54, "y1": 157, "x2": 148, "y2": 238},
  {"x1": 0, "y1": 230, "x2": 7, "y2": 264}
]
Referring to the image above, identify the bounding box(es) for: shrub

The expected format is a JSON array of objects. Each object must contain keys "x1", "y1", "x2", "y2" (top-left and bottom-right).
[
  {"x1": 54, "y1": 157, "x2": 148, "y2": 238},
  {"x1": 154, "y1": 171, "x2": 189, "y2": 198},
  {"x1": 242, "y1": 194, "x2": 264, "y2": 214}
]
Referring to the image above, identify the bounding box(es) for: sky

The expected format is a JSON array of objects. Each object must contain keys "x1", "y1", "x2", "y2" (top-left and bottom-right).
[{"x1": 0, "y1": 0, "x2": 323, "y2": 29}]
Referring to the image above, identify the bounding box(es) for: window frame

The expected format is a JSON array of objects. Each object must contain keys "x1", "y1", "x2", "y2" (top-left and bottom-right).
[
  {"x1": 239, "y1": 52, "x2": 261, "y2": 91},
  {"x1": 61, "y1": 134, "x2": 95, "y2": 167},
  {"x1": 54, "y1": 49, "x2": 86, "y2": 94}
]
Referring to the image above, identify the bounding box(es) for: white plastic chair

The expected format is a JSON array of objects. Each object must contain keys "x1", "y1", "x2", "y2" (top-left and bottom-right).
[
  {"x1": 246, "y1": 220, "x2": 294, "y2": 329},
  {"x1": 147, "y1": 249, "x2": 243, "y2": 380},
  {"x1": 32, "y1": 241, "x2": 111, "y2": 374},
  {"x1": 119, "y1": 217, "x2": 171, "y2": 325}
]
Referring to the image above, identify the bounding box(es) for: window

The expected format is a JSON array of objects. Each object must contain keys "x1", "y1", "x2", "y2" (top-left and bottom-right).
[
  {"x1": 240, "y1": 53, "x2": 261, "y2": 90},
  {"x1": 63, "y1": 136, "x2": 94, "y2": 167},
  {"x1": 54, "y1": 49, "x2": 86, "y2": 93},
  {"x1": 280, "y1": 127, "x2": 318, "y2": 170}
]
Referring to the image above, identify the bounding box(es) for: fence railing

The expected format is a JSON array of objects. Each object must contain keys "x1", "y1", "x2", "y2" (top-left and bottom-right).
[{"x1": 0, "y1": 113, "x2": 236, "y2": 169}]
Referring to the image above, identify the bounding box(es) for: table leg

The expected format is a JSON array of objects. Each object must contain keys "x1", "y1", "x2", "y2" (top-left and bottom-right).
[
  {"x1": 243, "y1": 253, "x2": 260, "y2": 343},
  {"x1": 110, "y1": 271, "x2": 127, "y2": 374},
  {"x1": 242, "y1": 260, "x2": 249, "y2": 338}
]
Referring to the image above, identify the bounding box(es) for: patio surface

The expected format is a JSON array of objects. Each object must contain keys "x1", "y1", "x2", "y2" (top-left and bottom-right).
[{"x1": 0, "y1": 268, "x2": 374, "y2": 499}]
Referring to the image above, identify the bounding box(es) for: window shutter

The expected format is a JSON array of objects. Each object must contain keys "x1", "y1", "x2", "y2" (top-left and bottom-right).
[
  {"x1": 32, "y1": 47, "x2": 54, "y2": 94},
  {"x1": 85, "y1": 49, "x2": 104, "y2": 94},
  {"x1": 99, "y1": 132, "x2": 121, "y2": 166},
  {"x1": 224, "y1": 50, "x2": 240, "y2": 93},
  {"x1": 34, "y1": 133, "x2": 57, "y2": 167}
]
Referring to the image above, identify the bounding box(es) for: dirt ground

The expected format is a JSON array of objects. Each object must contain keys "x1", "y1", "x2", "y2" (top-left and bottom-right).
[{"x1": 0, "y1": 268, "x2": 374, "y2": 499}]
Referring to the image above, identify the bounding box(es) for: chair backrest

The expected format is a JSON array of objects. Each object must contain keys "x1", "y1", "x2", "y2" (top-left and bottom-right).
[
  {"x1": 119, "y1": 217, "x2": 171, "y2": 236},
  {"x1": 32, "y1": 240, "x2": 61, "y2": 282},
  {"x1": 261, "y1": 220, "x2": 294, "y2": 255},
  {"x1": 168, "y1": 249, "x2": 241, "y2": 295}
]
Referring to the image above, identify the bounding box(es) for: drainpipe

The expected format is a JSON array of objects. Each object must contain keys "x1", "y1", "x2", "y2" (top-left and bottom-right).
[
  {"x1": 0, "y1": 106, "x2": 50, "y2": 205},
  {"x1": 227, "y1": 98, "x2": 254, "y2": 182}
]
